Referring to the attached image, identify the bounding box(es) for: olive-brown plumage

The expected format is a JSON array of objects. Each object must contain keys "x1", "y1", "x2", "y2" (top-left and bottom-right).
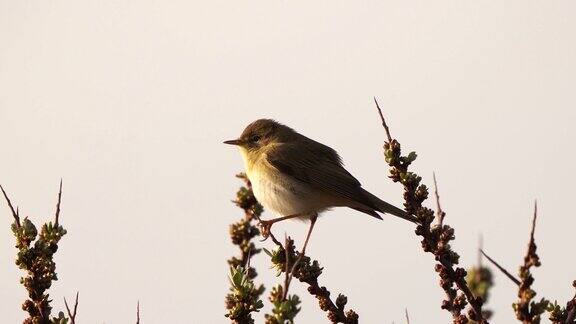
[{"x1": 224, "y1": 119, "x2": 417, "y2": 251}]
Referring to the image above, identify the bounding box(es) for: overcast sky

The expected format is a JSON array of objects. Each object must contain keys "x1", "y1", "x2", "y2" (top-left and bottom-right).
[{"x1": 1, "y1": 1, "x2": 575, "y2": 323}]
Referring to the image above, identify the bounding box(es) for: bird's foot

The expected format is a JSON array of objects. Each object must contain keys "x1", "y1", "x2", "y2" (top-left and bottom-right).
[{"x1": 258, "y1": 220, "x2": 273, "y2": 241}]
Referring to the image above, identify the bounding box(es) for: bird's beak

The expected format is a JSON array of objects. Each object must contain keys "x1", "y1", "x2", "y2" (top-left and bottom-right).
[{"x1": 223, "y1": 139, "x2": 243, "y2": 146}]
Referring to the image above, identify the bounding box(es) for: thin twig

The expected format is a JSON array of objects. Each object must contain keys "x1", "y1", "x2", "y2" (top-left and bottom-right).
[
  {"x1": 480, "y1": 250, "x2": 520, "y2": 286},
  {"x1": 64, "y1": 292, "x2": 79, "y2": 324},
  {"x1": 1, "y1": 184, "x2": 21, "y2": 228},
  {"x1": 405, "y1": 308, "x2": 410, "y2": 324},
  {"x1": 432, "y1": 172, "x2": 445, "y2": 226},
  {"x1": 136, "y1": 300, "x2": 140, "y2": 324},
  {"x1": 530, "y1": 201, "x2": 537, "y2": 248},
  {"x1": 514, "y1": 200, "x2": 547, "y2": 323},
  {"x1": 54, "y1": 179, "x2": 63, "y2": 227},
  {"x1": 284, "y1": 248, "x2": 306, "y2": 301},
  {"x1": 245, "y1": 246, "x2": 252, "y2": 269},
  {"x1": 283, "y1": 235, "x2": 291, "y2": 300},
  {"x1": 374, "y1": 97, "x2": 392, "y2": 143},
  {"x1": 270, "y1": 237, "x2": 357, "y2": 323},
  {"x1": 282, "y1": 234, "x2": 308, "y2": 301}
]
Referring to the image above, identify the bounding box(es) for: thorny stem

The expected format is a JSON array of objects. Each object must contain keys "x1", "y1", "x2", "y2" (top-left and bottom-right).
[
  {"x1": 64, "y1": 292, "x2": 79, "y2": 324},
  {"x1": 374, "y1": 98, "x2": 487, "y2": 324},
  {"x1": 480, "y1": 250, "x2": 521, "y2": 286},
  {"x1": 283, "y1": 235, "x2": 292, "y2": 301},
  {"x1": 3, "y1": 183, "x2": 69, "y2": 323},
  {"x1": 54, "y1": 179, "x2": 63, "y2": 228},
  {"x1": 269, "y1": 237, "x2": 358, "y2": 323},
  {"x1": 374, "y1": 97, "x2": 393, "y2": 143},
  {"x1": 1, "y1": 184, "x2": 21, "y2": 228},
  {"x1": 513, "y1": 201, "x2": 549, "y2": 324},
  {"x1": 405, "y1": 308, "x2": 411, "y2": 324},
  {"x1": 482, "y1": 203, "x2": 575, "y2": 324},
  {"x1": 225, "y1": 174, "x2": 265, "y2": 323},
  {"x1": 264, "y1": 234, "x2": 302, "y2": 323},
  {"x1": 433, "y1": 172, "x2": 445, "y2": 227},
  {"x1": 434, "y1": 182, "x2": 470, "y2": 324}
]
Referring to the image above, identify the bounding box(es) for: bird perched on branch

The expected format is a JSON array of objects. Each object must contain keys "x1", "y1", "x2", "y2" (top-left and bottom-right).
[{"x1": 224, "y1": 119, "x2": 417, "y2": 253}]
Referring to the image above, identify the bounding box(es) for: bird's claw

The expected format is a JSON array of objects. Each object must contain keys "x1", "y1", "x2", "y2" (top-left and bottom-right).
[{"x1": 258, "y1": 220, "x2": 273, "y2": 241}]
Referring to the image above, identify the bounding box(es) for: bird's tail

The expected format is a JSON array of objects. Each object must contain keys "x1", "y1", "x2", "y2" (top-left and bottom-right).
[{"x1": 360, "y1": 188, "x2": 420, "y2": 224}]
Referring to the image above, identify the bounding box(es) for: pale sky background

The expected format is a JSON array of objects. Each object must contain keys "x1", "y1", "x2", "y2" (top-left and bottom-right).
[{"x1": 1, "y1": 1, "x2": 575, "y2": 323}]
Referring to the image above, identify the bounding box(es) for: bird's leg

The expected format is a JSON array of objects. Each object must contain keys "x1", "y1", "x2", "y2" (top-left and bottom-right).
[
  {"x1": 259, "y1": 213, "x2": 305, "y2": 241},
  {"x1": 300, "y1": 213, "x2": 318, "y2": 256},
  {"x1": 286, "y1": 213, "x2": 318, "y2": 282}
]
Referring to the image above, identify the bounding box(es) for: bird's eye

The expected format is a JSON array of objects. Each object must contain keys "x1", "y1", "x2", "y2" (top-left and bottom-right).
[{"x1": 249, "y1": 135, "x2": 261, "y2": 142}]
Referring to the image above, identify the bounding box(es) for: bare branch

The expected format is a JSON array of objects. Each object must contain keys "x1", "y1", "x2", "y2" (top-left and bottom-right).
[
  {"x1": 405, "y1": 308, "x2": 410, "y2": 324},
  {"x1": 54, "y1": 179, "x2": 63, "y2": 227},
  {"x1": 136, "y1": 300, "x2": 140, "y2": 324},
  {"x1": 64, "y1": 292, "x2": 79, "y2": 324},
  {"x1": 1, "y1": 184, "x2": 21, "y2": 228},
  {"x1": 432, "y1": 172, "x2": 446, "y2": 226},
  {"x1": 530, "y1": 201, "x2": 537, "y2": 248},
  {"x1": 373, "y1": 97, "x2": 393, "y2": 143},
  {"x1": 283, "y1": 235, "x2": 291, "y2": 300},
  {"x1": 480, "y1": 250, "x2": 520, "y2": 286}
]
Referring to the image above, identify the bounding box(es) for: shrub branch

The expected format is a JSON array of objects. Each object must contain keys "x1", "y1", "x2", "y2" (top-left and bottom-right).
[
  {"x1": 512, "y1": 201, "x2": 550, "y2": 323},
  {"x1": 374, "y1": 98, "x2": 487, "y2": 323},
  {"x1": 63, "y1": 292, "x2": 79, "y2": 324},
  {"x1": 264, "y1": 236, "x2": 302, "y2": 324},
  {"x1": 2, "y1": 183, "x2": 71, "y2": 324},
  {"x1": 225, "y1": 174, "x2": 265, "y2": 323},
  {"x1": 264, "y1": 234, "x2": 358, "y2": 324}
]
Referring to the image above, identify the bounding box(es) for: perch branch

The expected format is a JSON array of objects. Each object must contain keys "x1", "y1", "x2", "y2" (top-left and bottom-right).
[{"x1": 269, "y1": 236, "x2": 358, "y2": 323}]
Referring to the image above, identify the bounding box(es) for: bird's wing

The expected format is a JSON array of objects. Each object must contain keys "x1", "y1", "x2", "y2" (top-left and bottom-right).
[{"x1": 265, "y1": 140, "x2": 364, "y2": 202}]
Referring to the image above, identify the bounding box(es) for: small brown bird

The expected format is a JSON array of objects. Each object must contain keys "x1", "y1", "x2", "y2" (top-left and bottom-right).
[{"x1": 224, "y1": 119, "x2": 417, "y2": 253}]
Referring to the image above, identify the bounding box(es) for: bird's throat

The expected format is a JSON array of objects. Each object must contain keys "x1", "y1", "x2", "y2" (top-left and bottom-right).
[{"x1": 239, "y1": 147, "x2": 257, "y2": 176}]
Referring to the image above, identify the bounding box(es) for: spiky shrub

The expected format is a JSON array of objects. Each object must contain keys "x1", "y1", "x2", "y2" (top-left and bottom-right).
[
  {"x1": 2, "y1": 184, "x2": 74, "y2": 324},
  {"x1": 225, "y1": 174, "x2": 265, "y2": 323},
  {"x1": 225, "y1": 266, "x2": 265, "y2": 323}
]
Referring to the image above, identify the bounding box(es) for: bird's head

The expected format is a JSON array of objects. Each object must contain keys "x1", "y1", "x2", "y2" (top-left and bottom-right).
[{"x1": 224, "y1": 119, "x2": 296, "y2": 164}]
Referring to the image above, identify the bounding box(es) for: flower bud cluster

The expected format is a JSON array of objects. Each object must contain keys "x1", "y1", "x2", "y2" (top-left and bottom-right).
[
  {"x1": 225, "y1": 174, "x2": 265, "y2": 322},
  {"x1": 266, "y1": 236, "x2": 358, "y2": 323}
]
